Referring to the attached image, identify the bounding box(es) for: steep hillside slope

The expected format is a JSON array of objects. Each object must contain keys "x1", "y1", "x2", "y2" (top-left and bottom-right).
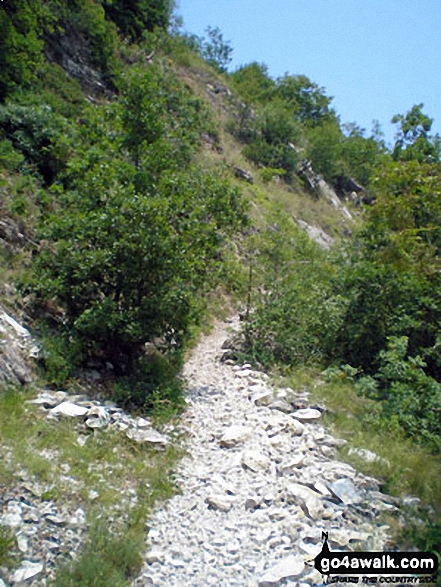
[{"x1": 1, "y1": 3, "x2": 441, "y2": 585}]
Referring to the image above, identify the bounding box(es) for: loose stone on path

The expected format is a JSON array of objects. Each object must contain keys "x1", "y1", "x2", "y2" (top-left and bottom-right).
[{"x1": 133, "y1": 317, "x2": 398, "y2": 586}]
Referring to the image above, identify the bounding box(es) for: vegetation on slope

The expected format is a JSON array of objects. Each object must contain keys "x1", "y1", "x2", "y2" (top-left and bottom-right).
[
  {"x1": 1, "y1": 0, "x2": 441, "y2": 578},
  {"x1": 230, "y1": 59, "x2": 441, "y2": 560}
]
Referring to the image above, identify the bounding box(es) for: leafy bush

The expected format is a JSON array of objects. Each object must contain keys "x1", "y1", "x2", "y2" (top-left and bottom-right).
[
  {"x1": 102, "y1": 0, "x2": 172, "y2": 42},
  {"x1": 25, "y1": 65, "x2": 247, "y2": 377},
  {"x1": 243, "y1": 218, "x2": 346, "y2": 367},
  {"x1": 39, "y1": 328, "x2": 84, "y2": 386},
  {"x1": 355, "y1": 337, "x2": 441, "y2": 451},
  {"x1": 230, "y1": 62, "x2": 275, "y2": 104},
  {"x1": 242, "y1": 102, "x2": 302, "y2": 177},
  {"x1": 336, "y1": 161, "x2": 441, "y2": 377},
  {"x1": 34, "y1": 63, "x2": 86, "y2": 118},
  {"x1": 392, "y1": 103, "x2": 440, "y2": 163},
  {"x1": 259, "y1": 167, "x2": 286, "y2": 183},
  {"x1": 0, "y1": 139, "x2": 24, "y2": 171},
  {"x1": 0, "y1": 1, "x2": 51, "y2": 100},
  {"x1": 305, "y1": 119, "x2": 344, "y2": 184},
  {"x1": 120, "y1": 64, "x2": 212, "y2": 180},
  {"x1": 70, "y1": 0, "x2": 120, "y2": 80},
  {"x1": 0, "y1": 99, "x2": 72, "y2": 183},
  {"x1": 30, "y1": 169, "x2": 244, "y2": 371},
  {"x1": 275, "y1": 74, "x2": 334, "y2": 127},
  {"x1": 112, "y1": 351, "x2": 184, "y2": 412}
]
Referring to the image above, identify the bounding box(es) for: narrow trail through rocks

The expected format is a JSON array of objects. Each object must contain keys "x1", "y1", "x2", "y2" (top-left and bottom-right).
[{"x1": 134, "y1": 318, "x2": 394, "y2": 587}]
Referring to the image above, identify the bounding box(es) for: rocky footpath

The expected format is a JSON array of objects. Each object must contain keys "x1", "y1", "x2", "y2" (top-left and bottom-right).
[{"x1": 133, "y1": 318, "x2": 397, "y2": 587}]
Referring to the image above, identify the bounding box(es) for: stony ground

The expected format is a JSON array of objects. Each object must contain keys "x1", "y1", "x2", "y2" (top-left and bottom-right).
[{"x1": 133, "y1": 318, "x2": 397, "y2": 587}]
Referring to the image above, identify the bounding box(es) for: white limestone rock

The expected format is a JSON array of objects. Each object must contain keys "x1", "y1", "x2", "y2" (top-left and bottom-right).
[
  {"x1": 348, "y1": 447, "x2": 388, "y2": 465},
  {"x1": 313, "y1": 481, "x2": 332, "y2": 496},
  {"x1": 251, "y1": 389, "x2": 273, "y2": 406},
  {"x1": 328, "y1": 478, "x2": 362, "y2": 505},
  {"x1": 265, "y1": 411, "x2": 305, "y2": 436},
  {"x1": 26, "y1": 394, "x2": 60, "y2": 409},
  {"x1": 126, "y1": 428, "x2": 169, "y2": 448},
  {"x1": 11, "y1": 561, "x2": 44, "y2": 583},
  {"x1": 280, "y1": 455, "x2": 305, "y2": 473},
  {"x1": 292, "y1": 408, "x2": 322, "y2": 422},
  {"x1": 205, "y1": 495, "x2": 235, "y2": 512},
  {"x1": 146, "y1": 549, "x2": 165, "y2": 564},
  {"x1": 17, "y1": 534, "x2": 29, "y2": 553},
  {"x1": 1, "y1": 513, "x2": 22, "y2": 527},
  {"x1": 241, "y1": 450, "x2": 271, "y2": 473},
  {"x1": 258, "y1": 555, "x2": 305, "y2": 586},
  {"x1": 220, "y1": 425, "x2": 253, "y2": 448},
  {"x1": 285, "y1": 482, "x2": 324, "y2": 520},
  {"x1": 268, "y1": 399, "x2": 293, "y2": 414},
  {"x1": 50, "y1": 402, "x2": 89, "y2": 418},
  {"x1": 137, "y1": 417, "x2": 151, "y2": 428},
  {"x1": 86, "y1": 405, "x2": 109, "y2": 427}
]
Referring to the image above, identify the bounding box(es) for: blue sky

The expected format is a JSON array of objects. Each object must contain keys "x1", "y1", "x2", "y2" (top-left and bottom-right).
[{"x1": 176, "y1": 0, "x2": 441, "y2": 146}]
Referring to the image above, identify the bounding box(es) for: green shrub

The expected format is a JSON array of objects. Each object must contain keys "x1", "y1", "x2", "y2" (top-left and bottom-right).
[
  {"x1": 243, "y1": 218, "x2": 346, "y2": 367},
  {"x1": 200, "y1": 26, "x2": 233, "y2": 73},
  {"x1": 242, "y1": 102, "x2": 301, "y2": 177},
  {"x1": 73, "y1": 0, "x2": 120, "y2": 81},
  {"x1": 0, "y1": 100, "x2": 72, "y2": 184},
  {"x1": 259, "y1": 167, "x2": 286, "y2": 183},
  {"x1": 230, "y1": 62, "x2": 275, "y2": 105},
  {"x1": 39, "y1": 328, "x2": 84, "y2": 386},
  {"x1": 275, "y1": 74, "x2": 334, "y2": 127},
  {"x1": 335, "y1": 161, "x2": 441, "y2": 379},
  {"x1": 24, "y1": 64, "x2": 247, "y2": 375},
  {"x1": 111, "y1": 350, "x2": 184, "y2": 412},
  {"x1": 52, "y1": 519, "x2": 143, "y2": 587},
  {"x1": 0, "y1": 139, "x2": 24, "y2": 171},
  {"x1": 102, "y1": 0, "x2": 172, "y2": 42},
  {"x1": 36, "y1": 63, "x2": 86, "y2": 118},
  {"x1": 363, "y1": 337, "x2": 441, "y2": 451},
  {"x1": 0, "y1": 1, "x2": 51, "y2": 100}
]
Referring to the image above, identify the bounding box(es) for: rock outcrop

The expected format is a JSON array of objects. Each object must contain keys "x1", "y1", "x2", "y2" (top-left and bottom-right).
[{"x1": 0, "y1": 305, "x2": 39, "y2": 388}]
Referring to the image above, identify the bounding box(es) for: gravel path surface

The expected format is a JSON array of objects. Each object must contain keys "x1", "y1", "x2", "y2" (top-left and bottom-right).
[{"x1": 133, "y1": 318, "x2": 395, "y2": 587}]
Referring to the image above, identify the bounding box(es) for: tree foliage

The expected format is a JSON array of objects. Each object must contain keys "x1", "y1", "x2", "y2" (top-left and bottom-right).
[
  {"x1": 0, "y1": 1, "x2": 50, "y2": 100},
  {"x1": 26, "y1": 65, "x2": 246, "y2": 373},
  {"x1": 243, "y1": 217, "x2": 346, "y2": 367},
  {"x1": 0, "y1": 99, "x2": 72, "y2": 183},
  {"x1": 102, "y1": 0, "x2": 173, "y2": 42},
  {"x1": 243, "y1": 145, "x2": 441, "y2": 451},
  {"x1": 230, "y1": 62, "x2": 275, "y2": 104},
  {"x1": 228, "y1": 62, "x2": 388, "y2": 191},
  {"x1": 275, "y1": 74, "x2": 334, "y2": 127},
  {"x1": 201, "y1": 26, "x2": 233, "y2": 73},
  {"x1": 179, "y1": 25, "x2": 233, "y2": 73},
  {"x1": 392, "y1": 104, "x2": 440, "y2": 163},
  {"x1": 242, "y1": 101, "x2": 302, "y2": 176}
]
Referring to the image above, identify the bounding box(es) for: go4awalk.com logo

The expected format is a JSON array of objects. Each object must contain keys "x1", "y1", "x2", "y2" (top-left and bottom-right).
[{"x1": 314, "y1": 533, "x2": 439, "y2": 584}]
